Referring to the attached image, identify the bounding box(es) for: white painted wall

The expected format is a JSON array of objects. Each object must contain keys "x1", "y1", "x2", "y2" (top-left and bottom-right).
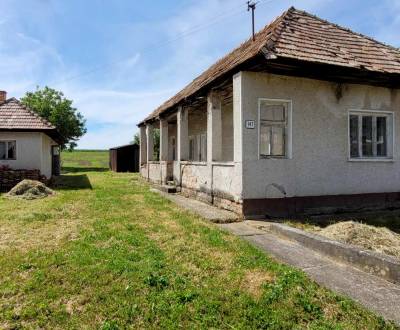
[
  {"x1": 238, "y1": 71, "x2": 400, "y2": 199},
  {"x1": 0, "y1": 132, "x2": 57, "y2": 178}
]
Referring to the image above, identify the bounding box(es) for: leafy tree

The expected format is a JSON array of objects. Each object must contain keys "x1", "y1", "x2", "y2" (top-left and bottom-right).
[
  {"x1": 132, "y1": 129, "x2": 160, "y2": 160},
  {"x1": 153, "y1": 129, "x2": 160, "y2": 161},
  {"x1": 132, "y1": 132, "x2": 140, "y2": 145},
  {"x1": 21, "y1": 86, "x2": 86, "y2": 150}
]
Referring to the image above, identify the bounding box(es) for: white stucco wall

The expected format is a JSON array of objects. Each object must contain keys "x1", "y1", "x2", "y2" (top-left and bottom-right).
[
  {"x1": 0, "y1": 132, "x2": 56, "y2": 178},
  {"x1": 238, "y1": 71, "x2": 400, "y2": 199},
  {"x1": 213, "y1": 164, "x2": 241, "y2": 201},
  {"x1": 148, "y1": 162, "x2": 162, "y2": 183}
]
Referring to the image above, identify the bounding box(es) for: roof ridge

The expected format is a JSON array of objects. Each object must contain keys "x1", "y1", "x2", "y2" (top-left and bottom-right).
[
  {"x1": 291, "y1": 7, "x2": 400, "y2": 53},
  {"x1": 19, "y1": 100, "x2": 56, "y2": 129},
  {"x1": 191, "y1": 11, "x2": 288, "y2": 74},
  {"x1": 261, "y1": 6, "x2": 295, "y2": 56}
]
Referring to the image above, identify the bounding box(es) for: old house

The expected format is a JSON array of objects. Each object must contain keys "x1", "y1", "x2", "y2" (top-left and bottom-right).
[
  {"x1": 0, "y1": 91, "x2": 62, "y2": 179},
  {"x1": 138, "y1": 7, "x2": 400, "y2": 218}
]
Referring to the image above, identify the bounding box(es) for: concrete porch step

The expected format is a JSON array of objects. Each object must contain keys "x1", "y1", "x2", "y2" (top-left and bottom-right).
[{"x1": 158, "y1": 184, "x2": 177, "y2": 194}]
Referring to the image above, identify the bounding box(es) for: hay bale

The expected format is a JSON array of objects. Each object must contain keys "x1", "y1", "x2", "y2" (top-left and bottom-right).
[
  {"x1": 317, "y1": 221, "x2": 400, "y2": 259},
  {"x1": 7, "y1": 179, "x2": 55, "y2": 200}
]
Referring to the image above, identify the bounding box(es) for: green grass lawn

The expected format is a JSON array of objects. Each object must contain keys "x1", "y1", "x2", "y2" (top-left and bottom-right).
[{"x1": 0, "y1": 151, "x2": 397, "y2": 329}]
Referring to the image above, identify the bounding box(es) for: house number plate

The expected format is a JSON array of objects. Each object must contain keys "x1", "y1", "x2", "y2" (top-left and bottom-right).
[{"x1": 245, "y1": 120, "x2": 255, "y2": 129}]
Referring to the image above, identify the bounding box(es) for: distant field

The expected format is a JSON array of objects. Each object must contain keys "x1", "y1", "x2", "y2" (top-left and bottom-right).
[{"x1": 61, "y1": 150, "x2": 109, "y2": 170}]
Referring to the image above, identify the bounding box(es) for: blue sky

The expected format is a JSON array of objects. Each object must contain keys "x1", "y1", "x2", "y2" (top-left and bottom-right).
[{"x1": 1, "y1": 0, "x2": 399, "y2": 149}]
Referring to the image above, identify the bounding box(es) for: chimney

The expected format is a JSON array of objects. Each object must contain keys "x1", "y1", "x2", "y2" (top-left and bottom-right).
[{"x1": 0, "y1": 91, "x2": 7, "y2": 103}]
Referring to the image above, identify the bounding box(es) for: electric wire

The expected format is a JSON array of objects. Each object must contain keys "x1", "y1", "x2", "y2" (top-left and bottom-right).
[{"x1": 49, "y1": 0, "x2": 274, "y2": 86}]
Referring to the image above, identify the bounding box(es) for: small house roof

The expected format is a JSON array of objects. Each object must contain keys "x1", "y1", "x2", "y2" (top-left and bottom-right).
[
  {"x1": 0, "y1": 98, "x2": 56, "y2": 130},
  {"x1": 0, "y1": 98, "x2": 62, "y2": 143},
  {"x1": 139, "y1": 7, "x2": 400, "y2": 125}
]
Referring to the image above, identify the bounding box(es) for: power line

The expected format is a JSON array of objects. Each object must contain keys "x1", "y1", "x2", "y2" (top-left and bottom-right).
[{"x1": 49, "y1": 0, "x2": 274, "y2": 86}]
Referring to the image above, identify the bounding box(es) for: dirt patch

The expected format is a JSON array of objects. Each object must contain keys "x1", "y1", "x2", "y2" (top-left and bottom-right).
[
  {"x1": 0, "y1": 217, "x2": 81, "y2": 252},
  {"x1": 7, "y1": 180, "x2": 54, "y2": 200},
  {"x1": 240, "y1": 270, "x2": 274, "y2": 298},
  {"x1": 64, "y1": 295, "x2": 89, "y2": 315},
  {"x1": 78, "y1": 160, "x2": 92, "y2": 166},
  {"x1": 315, "y1": 221, "x2": 400, "y2": 259}
]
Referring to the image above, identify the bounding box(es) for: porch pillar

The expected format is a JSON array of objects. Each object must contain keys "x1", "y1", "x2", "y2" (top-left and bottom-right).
[
  {"x1": 233, "y1": 73, "x2": 243, "y2": 164},
  {"x1": 139, "y1": 125, "x2": 147, "y2": 165},
  {"x1": 177, "y1": 106, "x2": 189, "y2": 161},
  {"x1": 232, "y1": 72, "x2": 243, "y2": 202},
  {"x1": 159, "y1": 119, "x2": 169, "y2": 161},
  {"x1": 207, "y1": 92, "x2": 222, "y2": 162},
  {"x1": 146, "y1": 124, "x2": 154, "y2": 162}
]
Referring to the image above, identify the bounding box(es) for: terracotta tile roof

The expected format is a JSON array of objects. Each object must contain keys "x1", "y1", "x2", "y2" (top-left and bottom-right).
[
  {"x1": 0, "y1": 98, "x2": 56, "y2": 130},
  {"x1": 140, "y1": 6, "x2": 400, "y2": 124}
]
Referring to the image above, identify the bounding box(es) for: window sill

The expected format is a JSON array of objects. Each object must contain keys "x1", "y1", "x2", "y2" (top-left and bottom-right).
[
  {"x1": 259, "y1": 156, "x2": 289, "y2": 160},
  {"x1": 347, "y1": 158, "x2": 394, "y2": 163}
]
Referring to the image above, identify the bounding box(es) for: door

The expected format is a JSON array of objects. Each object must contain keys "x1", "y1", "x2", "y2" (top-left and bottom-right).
[{"x1": 52, "y1": 145, "x2": 61, "y2": 176}]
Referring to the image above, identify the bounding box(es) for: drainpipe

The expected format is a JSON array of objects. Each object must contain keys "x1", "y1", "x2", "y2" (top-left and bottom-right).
[{"x1": 211, "y1": 163, "x2": 214, "y2": 204}]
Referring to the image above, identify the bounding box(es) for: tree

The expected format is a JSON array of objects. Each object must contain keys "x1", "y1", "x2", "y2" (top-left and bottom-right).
[
  {"x1": 153, "y1": 129, "x2": 160, "y2": 161},
  {"x1": 132, "y1": 132, "x2": 140, "y2": 145},
  {"x1": 21, "y1": 86, "x2": 86, "y2": 150},
  {"x1": 132, "y1": 129, "x2": 160, "y2": 160}
]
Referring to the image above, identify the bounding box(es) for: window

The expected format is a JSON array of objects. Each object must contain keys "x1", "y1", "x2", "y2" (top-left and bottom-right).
[
  {"x1": 349, "y1": 111, "x2": 393, "y2": 159},
  {"x1": 199, "y1": 134, "x2": 207, "y2": 162},
  {"x1": 170, "y1": 136, "x2": 176, "y2": 161},
  {"x1": 259, "y1": 99, "x2": 291, "y2": 158},
  {"x1": 189, "y1": 136, "x2": 195, "y2": 161},
  {"x1": 189, "y1": 134, "x2": 207, "y2": 162},
  {"x1": 0, "y1": 141, "x2": 16, "y2": 160}
]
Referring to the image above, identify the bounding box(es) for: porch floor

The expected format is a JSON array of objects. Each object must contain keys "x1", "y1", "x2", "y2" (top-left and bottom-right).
[{"x1": 151, "y1": 188, "x2": 239, "y2": 223}]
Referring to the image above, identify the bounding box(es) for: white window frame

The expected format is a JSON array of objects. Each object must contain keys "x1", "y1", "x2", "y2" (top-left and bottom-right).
[
  {"x1": 258, "y1": 98, "x2": 292, "y2": 159},
  {"x1": 348, "y1": 109, "x2": 395, "y2": 162},
  {"x1": 0, "y1": 140, "x2": 16, "y2": 160}
]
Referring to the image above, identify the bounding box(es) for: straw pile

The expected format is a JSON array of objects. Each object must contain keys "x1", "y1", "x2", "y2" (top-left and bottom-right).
[
  {"x1": 317, "y1": 221, "x2": 400, "y2": 259},
  {"x1": 7, "y1": 180, "x2": 55, "y2": 200}
]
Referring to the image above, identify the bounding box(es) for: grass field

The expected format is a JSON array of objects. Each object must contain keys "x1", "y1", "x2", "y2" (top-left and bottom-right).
[
  {"x1": 61, "y1": 149, "x2": 109, "y2": 172},
  {"x1": 0, "y1": 151, "x2": 397, "y2": 329}
]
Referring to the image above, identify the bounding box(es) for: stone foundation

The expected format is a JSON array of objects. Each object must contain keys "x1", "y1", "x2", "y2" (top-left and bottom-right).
[{"x1": 181, "y1": 186, "x2": 243, "y2": 215}]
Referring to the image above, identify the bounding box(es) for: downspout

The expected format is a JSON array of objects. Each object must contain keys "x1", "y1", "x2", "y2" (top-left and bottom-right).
[
  {"x1": 210, "y1": 162, "x2": 214, "y2": 204},
  {"x1": 160, "y1": 161, "x2": 162, "y2": 185}
]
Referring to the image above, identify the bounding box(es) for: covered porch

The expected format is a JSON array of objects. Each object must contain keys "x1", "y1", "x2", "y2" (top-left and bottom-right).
[{"x1": 139, "y1": 80, "x2": 242, "y2": 213}]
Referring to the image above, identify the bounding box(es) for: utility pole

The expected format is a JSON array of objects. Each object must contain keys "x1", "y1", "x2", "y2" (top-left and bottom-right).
[{"x1": 247, "y1": 1, "x2": 257, "y2": 41}]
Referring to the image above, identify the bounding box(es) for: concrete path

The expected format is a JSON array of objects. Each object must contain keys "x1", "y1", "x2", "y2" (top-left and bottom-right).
[
  {"x1": 220, "y1": 221, "x2": 400, "y2": 325},
  {"x1": 151, "y1": 189, "x2": 238, "y2": 223}
]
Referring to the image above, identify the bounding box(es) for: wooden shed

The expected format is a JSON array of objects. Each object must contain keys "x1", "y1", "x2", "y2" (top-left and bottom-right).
[{"x1": 109, "y1": 144, "x2": 139, "y2": 173}]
